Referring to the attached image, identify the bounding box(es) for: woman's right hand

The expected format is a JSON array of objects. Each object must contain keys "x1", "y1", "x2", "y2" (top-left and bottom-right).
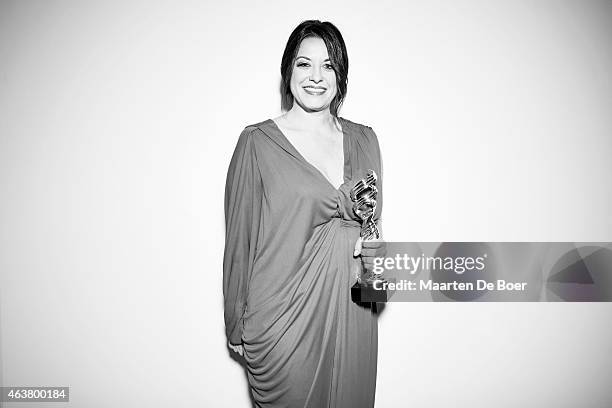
[{"x1": 228, "y1": 340, "x2": 244, "y2": 356}]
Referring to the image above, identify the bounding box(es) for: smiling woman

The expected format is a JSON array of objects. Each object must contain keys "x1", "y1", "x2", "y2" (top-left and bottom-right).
[
  {"x1": 289, "y1": 37, "x2": 338, "y2": 113},
  {"x1": 223, "y1": 20, "x2": 386, "y2": 408},
  {"x1": 277, "y1": 36, "x2": 345, "y2": 189}
]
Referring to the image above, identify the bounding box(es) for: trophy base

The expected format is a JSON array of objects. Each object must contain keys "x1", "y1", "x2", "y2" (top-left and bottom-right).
[{"x1": 351, "y1": 278, "x2": 396, "y2": 303}]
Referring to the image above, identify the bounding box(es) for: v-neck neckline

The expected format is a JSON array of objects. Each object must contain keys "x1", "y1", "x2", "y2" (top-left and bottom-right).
[{"x1": 267, "y1": 116, "x2": 349, "y2": 192}]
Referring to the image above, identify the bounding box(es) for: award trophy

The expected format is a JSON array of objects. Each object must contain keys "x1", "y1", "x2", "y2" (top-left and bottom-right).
[{"x1": 349, "y1": 170, "x2": 393, "y2": 302}]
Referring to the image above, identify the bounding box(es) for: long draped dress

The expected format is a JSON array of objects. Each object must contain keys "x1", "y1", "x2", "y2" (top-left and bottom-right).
[{"x1": 223, "y1": 116, "x2": 383, "y2": 408}]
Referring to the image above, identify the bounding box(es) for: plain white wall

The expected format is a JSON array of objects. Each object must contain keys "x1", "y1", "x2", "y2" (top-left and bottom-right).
[{"x1": 1, "y1": 1, "x2": 611, "y2": 407}]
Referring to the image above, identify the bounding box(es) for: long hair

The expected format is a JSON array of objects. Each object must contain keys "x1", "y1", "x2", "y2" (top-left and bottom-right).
[{"x1": 280, "y1": 20, "x2": 349, "y2": 117}]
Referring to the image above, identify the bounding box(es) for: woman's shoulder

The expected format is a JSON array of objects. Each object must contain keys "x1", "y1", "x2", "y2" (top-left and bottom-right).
[
  {"x1": 241, "y1": 118, "x2": 271, "y2": 135},
  {"x1": 339, "y1": 116, "x2": 372, "y2": 130},
  {"x1": 234, "y1": 119, "x2": 273, "y2": 145},
  {"x1": 339, "y1": 116, "x2": 379, "y2": 142}
]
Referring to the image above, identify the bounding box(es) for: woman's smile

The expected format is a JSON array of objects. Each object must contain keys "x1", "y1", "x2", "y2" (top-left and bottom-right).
[{"x1": 303, "y1": 85, "x2": 327, "y2": 95}]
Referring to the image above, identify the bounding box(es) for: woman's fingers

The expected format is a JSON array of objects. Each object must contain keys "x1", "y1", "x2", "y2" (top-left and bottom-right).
[
  {"x1": 360, "y1": 240, "x2": 387, "y2": 257},
  {"x1": 355, "y1": 237, "x2": 387, "y2": 273},
  {"x1": 361, "y1": 239, "x2": 386, "y2": 249},
  {"x1": 359, "y1": 239, "x2": 387, "y2": 271},
  {"x1": 355, "y1": 237, "x2": 387, "y2": 256},
  {"x1": 228, "y1": 341, "x2": 244, "y2": 356},
  {"x1": 360, "y1": 247, "x2": 386, "y2": 258}
]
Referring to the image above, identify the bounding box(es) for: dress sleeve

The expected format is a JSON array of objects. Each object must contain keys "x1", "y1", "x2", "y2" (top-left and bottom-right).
[{"x1": 223, "y1": 127, "x2": 262, "y2": 345}]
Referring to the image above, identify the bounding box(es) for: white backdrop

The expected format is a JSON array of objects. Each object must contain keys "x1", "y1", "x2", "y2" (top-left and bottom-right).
[{"x1": 1, "y1": 1, "x2": 612, "y2": 407}]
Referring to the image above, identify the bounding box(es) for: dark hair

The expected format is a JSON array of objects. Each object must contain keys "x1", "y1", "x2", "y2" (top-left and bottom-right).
[{"x1": 280, "y1": 20, "x2": 349, "y2": 117}]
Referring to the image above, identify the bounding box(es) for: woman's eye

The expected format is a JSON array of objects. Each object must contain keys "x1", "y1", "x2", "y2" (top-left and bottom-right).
[
  {"x1": 324, "y1": 64, "x2": 334, "y2": 70},
  {"x1": 296, "y1": 62, "x2": 310, "y2": 68}
]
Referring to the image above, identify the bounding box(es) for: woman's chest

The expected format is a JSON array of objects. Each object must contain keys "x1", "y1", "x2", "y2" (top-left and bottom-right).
[
  {"x1": 252, "y1": 124, "x2": 382, "y2": 221},
  {"x1": 282, "y1": 128, "x2": 344, "y2": 189}
]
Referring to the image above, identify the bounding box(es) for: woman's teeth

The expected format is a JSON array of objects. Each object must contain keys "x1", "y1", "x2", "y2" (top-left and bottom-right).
[{"x1": 303, "y1": 87, "x2": 326, "y2": 95}]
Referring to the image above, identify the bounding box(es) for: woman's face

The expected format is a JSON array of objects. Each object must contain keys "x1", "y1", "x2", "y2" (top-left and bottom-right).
[{"x1": 289, "y1": 36, "x2": 338, "y2": 113}]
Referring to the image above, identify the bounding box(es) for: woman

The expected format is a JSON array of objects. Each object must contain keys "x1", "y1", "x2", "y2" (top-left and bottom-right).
[{"x1": 223, "y1": 20, "x2": 386, "y2": 408}]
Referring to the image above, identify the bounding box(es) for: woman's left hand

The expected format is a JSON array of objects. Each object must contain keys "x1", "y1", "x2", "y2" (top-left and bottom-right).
[
  {"x1": 228, "y1": 340, "x2": 244, "y2": 356},
  {"x1": 353, "y1": 237, "x2": 387, "y2": 272}
]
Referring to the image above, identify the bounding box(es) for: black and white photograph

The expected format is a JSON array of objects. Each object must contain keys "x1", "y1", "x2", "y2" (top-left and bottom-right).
[{"x1": 1, "y1": 1, "x2": 612, "y2": 407}]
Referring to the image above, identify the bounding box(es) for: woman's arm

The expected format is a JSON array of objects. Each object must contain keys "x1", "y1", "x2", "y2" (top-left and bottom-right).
[
  {"x1": 223, "y1": 127, "x2": 263, "y2": 347},
  {"x1": 355, "y1": 125, "x2": 386, "y2": 267}
]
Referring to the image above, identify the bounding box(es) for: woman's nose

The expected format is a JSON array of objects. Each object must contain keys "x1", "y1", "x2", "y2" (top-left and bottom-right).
[{"x1": 310, "y1": 65, "x2": 322, "y2": 82}]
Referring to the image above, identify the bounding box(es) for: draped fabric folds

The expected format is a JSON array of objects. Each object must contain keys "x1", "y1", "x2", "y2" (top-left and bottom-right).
[{"x1": 223, "y1": 117, "x2": 383, "y2": 408}]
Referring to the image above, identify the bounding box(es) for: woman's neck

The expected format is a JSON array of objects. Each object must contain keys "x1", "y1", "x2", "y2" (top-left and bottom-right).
[{"x1": 282, "y1": 106, "x2": 337, "y2": 131}]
